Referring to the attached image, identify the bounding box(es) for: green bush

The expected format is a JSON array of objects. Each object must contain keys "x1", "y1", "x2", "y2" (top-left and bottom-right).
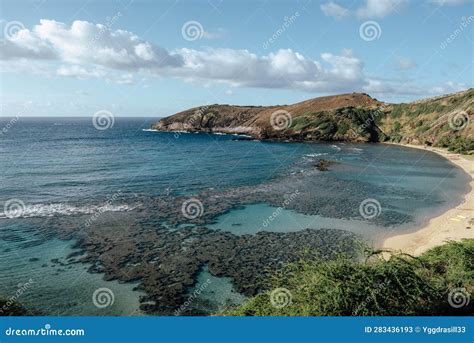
[
  {"x1": 224, "y1": 240, "x2": 474, "y2": 316},
  {"x1": 337, "y1": 122, "x2": 350, "y2": 135},
  {"x1": 435, "y1": 136, "x2": 474, "y2": 154},
  {"x1": 393, "y1": 121, "x2": 401, "y2": 133}
]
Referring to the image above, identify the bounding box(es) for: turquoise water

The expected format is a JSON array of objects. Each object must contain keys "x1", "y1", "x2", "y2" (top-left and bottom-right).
[
  {"x1": 180, "y1": 266, "x2": 247, "y2": 315},
  {"x1": 0, "y1": 117, "x2": 470, "y2": 315},
  {"x1": 0, "y1": 222, "x2": 143, "y2": 315},
  {"x1": 208, "y1": 203, "x2": 380, "y2": 241}
]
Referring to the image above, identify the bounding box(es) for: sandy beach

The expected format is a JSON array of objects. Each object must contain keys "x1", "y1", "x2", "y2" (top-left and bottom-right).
[{"x1": 382, "y1": 144, "x2": 474, "y2": 256}]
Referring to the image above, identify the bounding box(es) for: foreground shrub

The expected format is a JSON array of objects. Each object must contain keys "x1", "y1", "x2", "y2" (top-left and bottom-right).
[{"x1": 225, "y1": 240, "x2": 474, "y2": 316}]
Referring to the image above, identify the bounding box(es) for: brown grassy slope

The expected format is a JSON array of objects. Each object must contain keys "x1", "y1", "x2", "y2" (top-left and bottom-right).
[{"x1": 152, "y1": 93, "x2": 383, "y2": 141}]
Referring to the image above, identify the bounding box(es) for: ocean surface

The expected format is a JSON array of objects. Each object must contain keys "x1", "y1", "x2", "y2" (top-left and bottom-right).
[{"x1": 0, "y1": 117, "x2": 470, "y2": 315}]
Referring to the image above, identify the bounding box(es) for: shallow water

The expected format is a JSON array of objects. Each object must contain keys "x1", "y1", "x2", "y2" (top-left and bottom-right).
[
  {"x1": 0, "y1": 117, "x2": 469, "y2": 315},
  {"x1": 208, "y1": 203, "x2": 380, "y2": 239},
  {"x1": 0, "y1": 220, "x2": 143, "y2": 315},
  {"x1": 180, "y1": 266, "x2": 247, "y2": 315}
]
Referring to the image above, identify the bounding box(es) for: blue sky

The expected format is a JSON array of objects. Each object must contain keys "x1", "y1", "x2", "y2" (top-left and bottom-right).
[{"x1": 0, "y1": 0, "x2": 472, "y2": 117}]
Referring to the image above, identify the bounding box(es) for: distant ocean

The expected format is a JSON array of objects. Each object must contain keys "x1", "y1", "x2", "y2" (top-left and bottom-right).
[{"x1": 0, "y1": 117, "x2": 469, "y2": 315}]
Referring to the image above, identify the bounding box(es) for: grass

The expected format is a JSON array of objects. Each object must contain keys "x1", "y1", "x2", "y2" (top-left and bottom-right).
[{"x1": 224, "y1": 240, "x2": 474, "y2": 316}]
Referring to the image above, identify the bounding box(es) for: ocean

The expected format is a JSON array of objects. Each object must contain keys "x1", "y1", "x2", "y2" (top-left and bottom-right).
[{"x1": 0, "y1": 117, "x2": 469, "y2": 315}]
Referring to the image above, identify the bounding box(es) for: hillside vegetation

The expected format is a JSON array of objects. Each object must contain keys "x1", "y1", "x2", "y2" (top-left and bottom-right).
[
  {"x1": 152, "y1": 89, "x2": 473, "y2": 153},
  {"x1": 381, "y1": 89, "x2": 473, "y2": 153},
  {"x1": 224, "y1": 240, "x2": 474, "y2": 316}
]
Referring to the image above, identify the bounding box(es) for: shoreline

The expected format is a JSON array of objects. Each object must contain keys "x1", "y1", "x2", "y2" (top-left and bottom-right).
[{"x1": 382, "y1": 143, "x2": 474, "y2": 256}]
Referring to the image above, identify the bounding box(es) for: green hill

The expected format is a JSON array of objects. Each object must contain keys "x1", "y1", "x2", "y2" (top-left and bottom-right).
[{"x1": 152, "y1": 89, "x2": 473, "y2": 153}]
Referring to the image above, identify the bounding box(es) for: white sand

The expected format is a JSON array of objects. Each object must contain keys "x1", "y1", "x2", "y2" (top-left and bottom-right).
[{"x1": 382, "y1": 144, "x2": 474, "y2": 255}]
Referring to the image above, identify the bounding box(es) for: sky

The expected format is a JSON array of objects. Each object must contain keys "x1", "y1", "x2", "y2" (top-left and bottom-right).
[{"x1": 0, "y1": 0, "x2": 472, "y2": 117}]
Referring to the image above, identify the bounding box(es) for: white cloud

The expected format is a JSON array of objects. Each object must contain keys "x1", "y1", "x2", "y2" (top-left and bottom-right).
[
  {"x1": 109, "y1": 73, "x2": 135, "y2": 85},
  {"x1": 202, "y1": 28, "x2": 226, "y2": 40},
  {"x1": 57, "y1": 65, "x2": 105, "y2": 79},
  {"x1": 1, "y1": 20, "x2": 367, "y2": 92},
  {"x1": 320, "y1": 0, "x2": 407, "y2": 20},
  {"x1": 356, "y1": 0, "x2": 407, "y2": 19},
  {"x1": 393, "y1": 57, "x2": 417, "y2": 70},
  {"x1": 430, "y1": 81, "x2": 466, "y2": 94},
  {"x1": 363, "y1": 78, "x2": 468, "y2": 98},
  {"x1": 0, "y1": 18, "x2": 466, "y2": 98},
  {"x1": 320, "y1": 2, "x2": 350, "y2": 20},
  {"x1": 33, "y1": 19, "x2": 182, "y2": 70},
  {"x1": 430, "y1": 0, "x2": 465, "y2": 5},
  {"x1": 0, "y1": 29, "x2": 56, "y2": 60},
  {"x1": 174, "y1": 48, "x2": 365, "y2": 92}
]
